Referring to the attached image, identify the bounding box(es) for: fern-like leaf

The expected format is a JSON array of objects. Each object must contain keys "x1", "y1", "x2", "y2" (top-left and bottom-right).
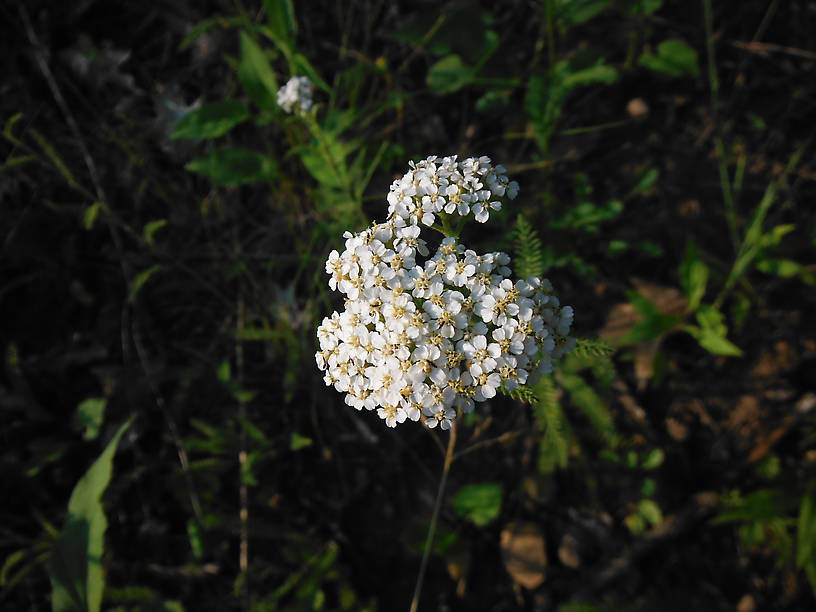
[
  {"x1": 512, "y1": 214, "x2": 546, "y2": 279},
  {"x1": 502, "y1": 384, "x2": 539, "y2": 405},
  {"x1": 533, "y1": 375, "x2": 569, "y2": 474},
  {"x1": 560, "y1": 373, "x2": 617, "y2": 445},
  {"x1": 572, "y1": 337, "x2": 615, "y2": 359}
]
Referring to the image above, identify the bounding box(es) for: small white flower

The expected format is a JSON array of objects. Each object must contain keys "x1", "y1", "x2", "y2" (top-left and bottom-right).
[{"x1": 277, "y1": 76, "x2": 314, "y2": 115}]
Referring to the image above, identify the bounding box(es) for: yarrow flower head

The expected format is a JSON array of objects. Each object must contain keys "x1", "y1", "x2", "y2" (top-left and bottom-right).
[
  {"x1": 277, "y1": 76, "x2": 313, "y2": 115},
  {"x1": 316, "y1": 155, "x2": 575, "y2": 430}
]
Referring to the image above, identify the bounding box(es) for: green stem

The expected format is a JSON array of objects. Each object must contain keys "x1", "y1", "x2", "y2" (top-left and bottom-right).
[
  {"x1": 409, "y1": 424, "x2": 457, "y2": 612},
  {"x1": 702, "y1": 0, "x2": 739, "y2": 252}
]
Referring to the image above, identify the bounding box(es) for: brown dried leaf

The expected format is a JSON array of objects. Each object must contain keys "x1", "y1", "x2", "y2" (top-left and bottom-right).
[
  {"x1": 501, "y1": 522, "x2": 547, "y2": 590},
  {"x1": 558, "y1": 534, "x2": 581, "y2": 569}
]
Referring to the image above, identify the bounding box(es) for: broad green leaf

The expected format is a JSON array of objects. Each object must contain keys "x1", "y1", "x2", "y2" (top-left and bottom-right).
[
  {"x1": 142, "y1": 219, "x2": 167, "y2": 246},
  {"x1": 128, "y1": 265, "x2": 161, "y2": 302},
  {"x1": 562, "y1": 62, "x2": 619, "y2": 88},
  {"x1": 639, "y1": 39, "x2": 699, "y2": 78},
  {"x1": 50, "y1": 419, "x2": 131, "y2": 612},
  {"x1": 238, "y1": 31, "x2": 279, "y2": 110},
  {"x1": 555, "y1": 0, "x2": 611, "y2": 27},
  {"x1": 689, "y1": 305, "x2": 742, "y2": 356},
  {"x1": 452, "y1": 483, "x2": 502, "y2": 527},
  {"x1": 622, "y1": 291, "x2": 680, "y2": 343},
  {"x1": 637, "y1": 499, "x2": 663, "y2": 526},
  {"x1": 185, "y1": 148, "x2": 275, "y2": 186},
  {"x1": 74, "y1": 398, "x2": 106, "y2": 441},
  {"x1": 679, "y1": 240, "x2": 709, "y2": 311},
  {"x1": 263, "y1": 0, "x2": 297, "y2": 49},
  {"x1": 692, "y1": 327, "x2": 743, "y2": 356},
  {"x1": 171, "y1": 100, "x2": 249, "y2": 140},
  {"x1": 620, "y1": 0, "x2": 662, "y2": 15},
  {"x1": 427, "y1": 55, "x2": 475, "y2": 94}
]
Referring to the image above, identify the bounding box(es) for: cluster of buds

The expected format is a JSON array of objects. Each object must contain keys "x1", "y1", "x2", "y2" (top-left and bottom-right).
[
  {"x1": 277, "y1": 76, "x2": 313, "y2": 115},
  {"x1": 315, "y1": 156, "x2": 574, "y2": 429}
]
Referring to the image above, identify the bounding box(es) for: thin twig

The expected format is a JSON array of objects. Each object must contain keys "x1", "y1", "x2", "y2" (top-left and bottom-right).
[
  {"x1": 454, "y1": 430, "x2": 522, "y2": 461},
  {"x1": 731, "y1": 40, "x2": 816, "y2": 62},
  {"x1": 397, "y1": 14, "x2": 447, "y2": 73},
  {"x1": 236, "y1": 293, "x2": 249, "y2": 612},
  {"x1": 409, "y1": 425, "x2": 457, "y2": 612}
]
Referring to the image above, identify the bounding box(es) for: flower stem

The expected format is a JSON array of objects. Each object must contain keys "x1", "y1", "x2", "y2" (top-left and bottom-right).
[{"x1": 409, "y1": 424, "x2": 457, "y2": 612}]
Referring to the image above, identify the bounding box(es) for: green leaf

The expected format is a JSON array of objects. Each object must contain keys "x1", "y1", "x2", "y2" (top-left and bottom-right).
[
  {"x1": 625, "y1": 513, "x2": 646, "y2": 535},
  {"x1": 712, "y1": 489, "x2": 793, "y2": 525},
  {"x1": 797, "y1": 492, "x2": 816, "y2": 567},
  {"x1": 143, "y1": 219, "x2": 167, "y2": 246},
  {"x1": 679, "y1": 240, "x2": 709, "y2": 311},
  {"x1": 187, "y1": 520, "x2": 204, "y2": 560},
  {"x1": 561, "y1": 374, "x2": 616, "y2": 444},
  {"x1": 171, "y1": 100, "x2": 249, "y2": 140},
  {"x1": 534, "y1": 375, "x2": 569, "y2": 473},
  {"x1": 50, "y1": 419, "x2": 131, "y2": 612},
  {"x1": 185, "y1": 148, "x2": 275, "y2": 186},
  {"x1": 293, "y1": 53, "x2": 331, "y2": 92},
  {"x1": 3, "y1": 112, "x2": 25, "y2": 140},
  {"x1": 555, "y1": 0, "x2": 611, "y2": 27},
  {"x1": 639, "y1": 39, "x2": 699, "y2": 78},
  {"x1": 83, "y1": 202, "x2": 105, "y2": 230},
  {"x1": 627, "y1": 168, "x2": 659, "y2": 198},
  {"x1": 217, "y1": 361, "x2": 231, "y2": 383},
  {"x1": 238, "y1": 31, "x2": 279, "y2": 110},
  {"x1": 512, "y1": 214, "x2": 546, "y2": 278},
  {"x1": 427, "y1": 54, "x2": 475, "y2": 94},
  {"x1": 690, "y1": 305, "x2": 742, "y2": 356},
  {"x1": 74, "y1": 398, "x2": 106, "y2": 441},
  {"x1": 637, "y1": 499, "x2": 663, "y2": 526},
  {"x1": 0, "y1": 154, "x2": 36, "y2": 172},
  {"x1": 290, "y1": 433, "x2": 313, "y2": 451},
  {"x1": 263, "y1": 0, "x2": 297, "y2": 49},
  {"x1": 622, "y1": 291, "x2": 680, "y2": 343},
  {"x1": 756, "y1": 257, "x2": 804, "y2": 279},
  {"x1": 624, "y1": 0, "x2": 663, "y2": 15},
  {"x1": 128, "y1": 265, "x2": 161, "y2": 302},
  {"x1": 452, "y1": 483, "x2": 502, "y2": 527},
  {"x1": 641, "y1": 448, "x2": 664, "y2": 470},
  {"x1": 572, "y1": 337, "x2": 615, "y2": 358}
]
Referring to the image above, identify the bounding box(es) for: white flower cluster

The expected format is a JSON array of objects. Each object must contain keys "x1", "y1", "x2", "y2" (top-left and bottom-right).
[
  {"x1": 277, "y1": 76, "x2": 313, "y2": 115},
  {"x1": 315, "y1": 156, "x2": 574, "y2": 430},
  {"x1": 387, "y1": 155, "x2": 519, "y2": 225}
]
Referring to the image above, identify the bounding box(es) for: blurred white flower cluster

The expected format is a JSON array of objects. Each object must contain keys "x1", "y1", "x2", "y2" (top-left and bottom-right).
[
  {"x1": 277, "y1": 76, "x2": 313, "y2": 115},
  {"x1": 315, "y1": 155, "x2": 574, "y2": 430}
]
